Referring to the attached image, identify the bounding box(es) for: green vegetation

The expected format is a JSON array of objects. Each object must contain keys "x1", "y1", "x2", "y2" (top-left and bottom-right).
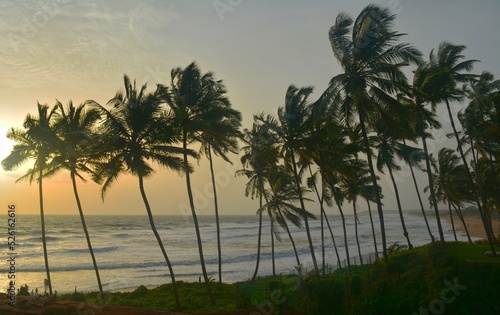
[{"x1": 59, "y1": 242, "x2": 499, "y2": 314}]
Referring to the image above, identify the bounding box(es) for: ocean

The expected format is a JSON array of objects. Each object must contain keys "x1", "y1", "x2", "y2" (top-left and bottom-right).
[{"x1": 2, "y1": 211, "x2": 475, "y2": 294}]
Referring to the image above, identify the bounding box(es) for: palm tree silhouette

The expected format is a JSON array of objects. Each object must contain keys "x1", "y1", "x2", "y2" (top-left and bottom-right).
[
  {"x1": 91, "y1": 76, "x2": 188, "y2": 311},
  {"x1": 238, "y1": 118, "x2": 280, "y2": 281},
  {"x1": 259, "y1": 85, "x2": 319, "y2": 272},
  {"x1": 161, "y1": 62, "x2": 235, "y2": 304},
  {"x1": 428, "y1": 148, "x2": 473, "y2": 242},
  {"x1": 2, "y1": 103, "x2": 58, "y2": 295},
  {"x1": 198, "y1": 95, "x2": 242, "y2": 283},
  {"x1": 50, "y1": 100, "x2": 104, "y2": 296},
  {"x1": 326, "y1": 5, "x2": 422, "y2": 262}
]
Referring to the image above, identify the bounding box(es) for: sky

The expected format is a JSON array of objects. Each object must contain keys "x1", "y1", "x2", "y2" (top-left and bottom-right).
[{"x1": 1, "y1": 0, "x2": 499, "y2": 216}]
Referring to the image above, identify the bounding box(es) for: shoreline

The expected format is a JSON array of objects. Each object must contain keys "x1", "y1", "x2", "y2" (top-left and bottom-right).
[{"x1": 442, "y1": 208, "x2": 500, "y2": 240}]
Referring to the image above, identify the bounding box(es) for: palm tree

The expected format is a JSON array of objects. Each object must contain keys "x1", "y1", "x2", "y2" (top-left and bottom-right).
[
  {"x1": 258, "y1": 85, "x2": 319, "y2": 272},
  {"x1": 238, "y1": 119, "x2": 280, "y2": 281},
  {"x1": 199, "y1": 93, "x2": 242, "y2": 284},
  {"x1": 262, "y1": 165, "x2": 313, "y2": 271},
  {"x1": 161, "y1": 61, "x2": 240, "y2": 303},
  {"x1": 305, "y1": 115, "x2": 356, "y2": 273},
  {"x1": 91, "y1": 76, "x2": 188, "y2": 311},
  {"x1": 2, "y1": 103, "x2": 57, "y2": 295},
  {"x1": 326, "y1": 4, "x2": 422, "y2": 262},
  {"x1": 428, "y1": 148, "x2": 473, "y2": 242},
  {"x1": 372, "y1": 114, "x2": 422, "y2": 249},
  {"x1": 428, "y1": 42, "x2": 496, "y2": 249},
  {"x1": 404, "y1": 61, "x2": 447, "y2": 244},
  {"x1": 50, "y1": 100, "x2": 104, "y2": 296},
  {"x1": 307, "y1": 167, "x2": 342, "y2": 273}
]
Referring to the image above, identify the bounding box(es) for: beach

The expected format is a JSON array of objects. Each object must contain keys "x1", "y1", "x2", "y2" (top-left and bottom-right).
[{"x1": 443, "y1": 207, "x2": 500, "y2": 240}]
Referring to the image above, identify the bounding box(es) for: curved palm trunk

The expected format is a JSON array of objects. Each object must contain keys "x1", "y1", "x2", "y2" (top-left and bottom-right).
[
  {"x1": 445, "y1": 100, "x2": 496, "y2": 254},
  {"x1": 182, "y1": 133, "x2": 216, "y2": 305},
  {"x1": 446, "y1": 199, "x2": 458, "y2": 242},
  {"x1": 320, "y1": 198, "x2": 325, "y2": 275},
  {"x1": 453, "y1": 204, "x2": 472, "y2": 243},
  {"x1": 322, "y1": 205, "x2": 341, "y2": 269},
  {"x1": 207, "y1": 145, "x2": 222, "y2": 283},
  {"x1": 331, "y1": 185, "x2": 351, "y2": 273},
  {"x1": 289, "y1": 150, "x2": 318, "y2": 271},
  {"x1": 270, "y1": 214, "x2": 276, "y2": 276},
  {"x1": 409, "y1": 159, "x2": 435, "y2": 242},
  {"x1": 366, "y1": 200, "x2": 378, "y2": 254},
  {"x1": 309, "y1": 167, "x2": 340, "y2": 271},
  {"x1": 39, "y1": 168, "x2": 53, "y2": 295},
  {"x1": 336, "y1": 201, "x2": 350, "y2": 273},
  {"x1": 70, "y1": 171, "x2": 103, "y2": 296},
  {"x1": 387, "y1": 166, "x2": 412, "y2": 249},
  {"x1": 420, "y1": 129, "x2": 446, "y2": 244},
  {"x1": 353, "y1": 200, "x2": 363, "y2": 265},
  {"x1": 138, "y1": 176, "x2": 181, "y2": 311},
  {"x1": 277, "y1": 209, "x2": 300, "y2": 267},
  {"x1": 359, "y1": 113, "x2": 387, "y2": 262},
  {"x1": 252, "y1": 194, "x2": 264, "y2": 281}
]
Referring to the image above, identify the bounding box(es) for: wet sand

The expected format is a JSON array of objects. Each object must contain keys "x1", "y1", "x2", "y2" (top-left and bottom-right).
[{"x1": 443, "y1": 207, "x2": 500, "y2": 240}]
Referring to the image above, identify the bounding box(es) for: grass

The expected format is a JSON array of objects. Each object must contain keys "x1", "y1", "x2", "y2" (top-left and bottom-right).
[{"x1": 59, "y1": 241, "x2": 500, "y2": 314}]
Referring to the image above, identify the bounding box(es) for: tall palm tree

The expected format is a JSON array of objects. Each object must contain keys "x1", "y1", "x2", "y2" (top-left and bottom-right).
[
  {"x1": 2, "y1": 103, "x2": 57, "y2": 295},
  {"x1": 91, "y1": 76, "x2": 189, "y2": 311},
  {"x1": 199, "y1": 94, "x2": 242, "y2": 283},
  {"x1": 161, "y1": 62, "x2": 238, "y2": 303},
  {"x1": 258, "y1": 85, "x2": 319, "y2": 271},
  {"x1": 305, "y1": 115, "x2": 356, "y2": 273},
  {"x1": 428, "y1": 42, "x2": 496, "y2": 250},
  {"x1": 50, "y1": 100, "x2": 104, "y2": 296},
  {"x1": 372, "y1": 114, "x2": 422, "y2": 249},
  {"x1": 326, "y1": 4, "x2": 422, "y2": 262},
  {"x1": 238, "y1": 119, "x2": 280, "y2": 281},
  {"x1": 404, "y1": 62, "x2": 447, "y2": 244}
]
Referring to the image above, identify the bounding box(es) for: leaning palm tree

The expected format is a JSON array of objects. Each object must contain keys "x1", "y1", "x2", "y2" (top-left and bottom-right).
[
  {"x1": 428, "y1": 148, "x2": 473, "y2": 243},
  {"x1": 160, "y1": 62, "x2": 235, "y2": 304},
  {"x1": 262, "y1": 165, "x2": 313, "y2": 270},
  {"x1": 50, "y1": 100, "x2": 104, "y2": 296},
  {"x1": 326, "y1": 4, "x2": 423, "y2": 262},
  {"x1": 90, "y1": 76, "x2": 189, "y2": 311},
  {"x1": 372, "y1": 114, "x2": 422, "y2": 249},
  {"x1": 429, "y1": 42, "x2": 496, "y2": 249},
  {"x1": 238, "y1": 119, "x2": 280, "y2": 281},
  {"x1": 199, "y1": 103, "x2": 242, "y2": 283},
  {"x1": 258, "y1": 86, "x2": 319, "y2": 272},
  {"x1": 2, "y1": 103, "x2": 57, "y2": 295}
]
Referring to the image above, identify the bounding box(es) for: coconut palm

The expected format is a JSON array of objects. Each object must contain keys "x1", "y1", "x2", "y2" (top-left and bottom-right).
[
  {"x1": 238, "y1": 119, "x2": 280, "y2": 281},
  {"x1": 305, "y1": 115, "x2": 356, "y2": 273},
  {"x1": 428, "y1": 42, "x2": 496, "y2": 248},
  {"x1": 2, "y1": 103, "x2": 57, "y2": 295},
  {"x1": 428, "y1": 148, "x2": 473, "y2": 242},
  {"x1": 198, "y1": 91, "x2": 242, "y2": 283},
  {"x1": 326, "y1": 4, "x2": 422, "y2": 262},
  {"x1": 307, "y1": 167, "x2": 342, "y2": 273},
  {"x1": 50, "y1": 100, "x2": 104, "y2": 296},
  {"x1": 461, "y1": 72, "x2": 500, "y2": 215},
  {"x1": 258, "y1": 85, "x2": 319, "y2": 271},
  {"x1": 404, "y1": 61, "x2": 447, "y2": 244},
  {"x1": 90, "y1": 76, "x2": 188, "y2": 311},
  {"x1": 372, "y1": 114, "x2": 423, "y2": 249},
  {"x1": 262, "y1": 165, "x2": 313, "y2": 271},
  {"x1": 160, "y1": 62, "x2": 236, "y2": 304}
]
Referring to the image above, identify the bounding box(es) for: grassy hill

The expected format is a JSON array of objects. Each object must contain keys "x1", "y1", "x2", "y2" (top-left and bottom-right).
[{"x1": 59, "y1": 241, "x2": 500, "y2": 314}]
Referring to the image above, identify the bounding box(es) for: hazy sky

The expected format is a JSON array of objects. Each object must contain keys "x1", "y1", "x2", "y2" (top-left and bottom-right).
[{"x1": 1, "y1": 0, "x2": 499, "y2": 216}]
